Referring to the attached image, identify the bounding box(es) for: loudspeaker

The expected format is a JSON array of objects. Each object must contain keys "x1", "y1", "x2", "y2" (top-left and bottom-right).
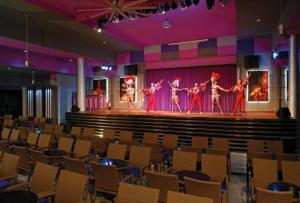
[
  {"x1": 276, "y1": 107, "x2": 291, "y2": 119},
  {"x1": 244, "y1": 55, "x2": 259, "y2": 69},
  {"x1": 124, "y1": 64, "x2": 138, "y2": 75}
]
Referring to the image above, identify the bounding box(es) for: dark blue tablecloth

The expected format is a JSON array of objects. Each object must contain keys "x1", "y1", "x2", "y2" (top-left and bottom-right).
[
  {"x1": 98, "y1": 159, "x2": 127, "y2": 169},
  {"x1": 268, "y1": 181, "x2": 300, "y2": 198}
]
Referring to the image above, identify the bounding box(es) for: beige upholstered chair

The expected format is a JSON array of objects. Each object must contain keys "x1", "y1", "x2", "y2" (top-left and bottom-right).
[
  {"x1": 247, "y1": 139, "x2": 265, "y2": 152},
  {"x1": 282, "y1": 160, "x2": 300, "y2": 186},
  {"x1": 172, "y1": 150, "x2": 197, "y2": 172},
  {"x1": 256, "y1": 187, "x2": 293, "y2": 203},
  {"x1": 192, "y1": 136, "x2": 208, "y2": 149},
  {"x1": 70, "y1": 126, "x2": 82, "y2": 137},
  {"x1": 9, "y1": 130, "x2": 19, "y2": 143},
  {"x1": 82, "y1": 127, "x2": 95, "y2": 137},
  {"x1": 54, "y1": 125, "x2": 64, "y2": 136},
  {"x1": 64, "y1": 156, "x2": 88, "y2": 175},
  {"x1": 162, "y1": 134, "x2": 178, "y2": 151},
  {"x1": 0, "y1": 153, "x2": 20, "y2": 184},
  {"x1": 119, "y1": 130, "x2": 133, "y2": 141},
  {"x1": 107, "y1": 143, "x2": 127, "y2": 160},
  {"x1": 1, "y1": 127, "x2": 10, "y2": 140},
  {"x1": 166, "y1": 191, "x2": 213, "y2": 203},
  {"x1": 36, "y1": 133, "x2": 52, "y2": 149},
  {"x1": 252, "y1": 159, "x2": 277, "y2": 191},
  {"x1": 13, "y1": 146, "x2": 32, "y2": 173},
  {"x1": 266, "y1": 140, "x2": 283, "y2": 154},
  {"x1": 185, "y1": 177, "x2": 225, "y2": 203},
  {"x1": 43, "y1": 124, "x2": 54, "y2": 134},
  {"x1": 126, "y1": 145, "x2": 151, "y2": 176},
  {"x1": 2, "y1": 119, "x2": 14, "y2": 128},
  {"x1": 90, "y1": 136, "x2": 109, "y2": 156},
  {"x1": 116, "y1": 183, "x2": 159, "y2": 203},
  {"x1": 181, "y1": 146, "x2": 202, "y2": 162},
  {"x1": 29, "y1": 149, "x2": 50, "y2": 164},
  {"x1": 54, "y1": 170, "x2": 88, "y2": 203},
  {"x1": 276, "y1": 153, "x2": 297, "y2": 171},
  {"x1": 143, "y1": 132, "x2": 159, "y2": 144},
  {"x1": 145, "y1": 170, "x2": 179, "y2": 202},
  {"x1": 57, "y1": 137, "x2": 74, "y2": 153},
  {"x1": 102, "y1": 129, "x2": 115, "y2": 140},
  {"x1": 26, "y1": 132, "x2": 38, "y2": 146},
  {"x1": 73, "y1": 140, "x2": 91, "y2": 159},
  {"x1": 143, "y1": 143, "x2": 163, "y2": 164},
  {"x1": 201, "y1": 154, "x2": 227, "y2": 183},
  {"x1": 211, "y1": 138, "x2": 229, "y2": 150}
]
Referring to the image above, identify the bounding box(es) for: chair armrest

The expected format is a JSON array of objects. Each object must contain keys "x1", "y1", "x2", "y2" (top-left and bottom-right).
[
  {"x1": 4, "y1": 182, "x2": 29, "y2": 191},
  {"x1": 36, "y1": 190, "x2": 55, "y2": 199},
  {"x1": 0, "y1": 175, "x2": 17, "y2": 182},
  {"x1": 121, "y1": 175, "x2": 133, "y2": 183}
]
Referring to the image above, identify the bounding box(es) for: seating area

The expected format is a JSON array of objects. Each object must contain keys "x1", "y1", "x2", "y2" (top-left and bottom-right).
[{"x1": 0, "y1": 117, "x2": 299, "y2": 203}]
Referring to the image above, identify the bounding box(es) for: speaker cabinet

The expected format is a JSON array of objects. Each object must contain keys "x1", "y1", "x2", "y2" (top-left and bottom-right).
[
  {"x1": 276, "y1": 107, "x2": 291, "y2": 119},
  {"x1": 244, "y1": 55, "x2": 259, "y2": 69}
]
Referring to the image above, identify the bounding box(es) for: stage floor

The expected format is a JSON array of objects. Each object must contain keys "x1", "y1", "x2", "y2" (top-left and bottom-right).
[{"x1": 82, "y1": 109, "x2": 278, "y2": 119}]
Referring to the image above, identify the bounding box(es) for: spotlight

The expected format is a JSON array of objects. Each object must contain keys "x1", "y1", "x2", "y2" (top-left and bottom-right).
[
  {"x1": 159, "y1": 5, "x2": 166, "y2": 14},
  {"x1": 185, "y1": 0, "x2": 192, "y2": 7},
  {"x1": 164, "y1": 3, "x2": 170, "y2": 11},
  {"x1": 112, "y1": 16, "x2": 119, "y2": 24},
  {"x1": 193, "y1": 0, "x2": 200, "y2": 5},
  {"x1": 97, "y1": 28, "x2": 102, "y2": 33},
  {"x1": 206, "y1": 0, "x2": 215, "y2": 9},
  {"x1": 219, "y1": 0, "x2": 231, "y2": 7},
  {"x1": 272, "y1": 51, "x2": 279, "y2": 59},
  {"x1": 170, "y1": 1, "x2": 177, "y2": 9}
]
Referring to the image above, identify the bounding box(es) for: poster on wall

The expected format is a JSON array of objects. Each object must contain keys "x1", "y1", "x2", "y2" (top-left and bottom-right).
[
  {"x1": 248, "y1": 71, "x2": 269, "y2": 102},
  {"x1": 92, "y1": 78, "x2": 107, "y2": 96},
  {"x1": 120, "y1": 77, "x2": 136, "y2": 102}
]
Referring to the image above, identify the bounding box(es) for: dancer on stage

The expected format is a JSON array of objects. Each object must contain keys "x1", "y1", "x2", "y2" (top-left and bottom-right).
[
  {"x1": 187, "y1": 80, "x2": 209, "y2": 114},
  {"x1": 230, "y1": 73, "x2": 252, "y2": 115},
  {"x1": 124, "y1": 76, "x2": 136, "y2": 110},
  {"x1": 142, "y1": 80, "x2": 163, "y2": 112},
  {"x1": 210, "y1": 72, "x2": 228, "y2": 115},
  {"x1": 168, "y1": 77, "x2": 183, "y2": 112}
]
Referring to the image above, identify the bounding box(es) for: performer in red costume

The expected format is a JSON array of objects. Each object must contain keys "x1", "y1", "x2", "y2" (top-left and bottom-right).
[
  {"x1": 187, "y1": 81, "x2": 209, "y2": 114},
  {"x1": 230, "y1": 73, "x2": 252, "y2": 116},
  {"x1": 142, "y1": 80, "x2": 163, "y2": 113}
]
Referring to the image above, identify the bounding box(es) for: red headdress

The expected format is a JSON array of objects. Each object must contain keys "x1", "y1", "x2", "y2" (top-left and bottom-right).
[
  {"x1": 174, "y1": 77, "x2": 181, "y2": 81},
  {"x1": 124, "y1": 76, "x2": 135, "y2": 84},
  {"x1": 211, "y1": 72, "x2": 221, "y2": 81}
]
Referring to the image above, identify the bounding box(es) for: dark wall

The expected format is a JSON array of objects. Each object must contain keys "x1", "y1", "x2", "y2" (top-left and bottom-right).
[{"x1": 0, "y1": 89, "x2": 22, "y2": 117}]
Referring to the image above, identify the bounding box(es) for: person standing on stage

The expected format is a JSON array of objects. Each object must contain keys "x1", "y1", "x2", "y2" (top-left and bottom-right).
[
  {"x1": 144, "y1": 80, "x2": 163, "y2": 112},
  {"x1": 187, "y1": 80, "x2": 209, "y2": 114},
  {"x1": 168, "y1": 77, "x2": 183, "y2": 112},
  {"x1": 124, "y1": 76, "x2": 136, "y2": 110},
  {"x1": 210, "y1": 72, "x2": 228, "y2": 115},
  {"x1": 230, "y1": 73, "x2": 252, "y2": 116}
]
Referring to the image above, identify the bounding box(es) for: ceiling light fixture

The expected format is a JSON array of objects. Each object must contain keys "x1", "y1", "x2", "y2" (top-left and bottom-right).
[
  {"x1": 179, "y1": 1, "x2": 187, "y2": 10},
  {"x1": 256, "y1": 18, "x2": 262, "y2": 22},
  {"x1": 168, "y1": 39, "x2": 208, "y2": 46},
  {"x1": 163, "y1": 19, "x2": 171, "y2": 29},
  {"x1": 97, "y1": 28, "x2": 102, "y2": 33},
  {"x1": 219, "y1": 0, "x2": 231, "y2": 7}
]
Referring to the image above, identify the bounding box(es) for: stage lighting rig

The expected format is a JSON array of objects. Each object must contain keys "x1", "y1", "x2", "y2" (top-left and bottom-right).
[
  {"x1": 193, "y1": 0, "x2": 200, "y2": 5},
  {"x1": 219, "y1": 0, "x2": 231, "y2": 7},
  {"x1": 170, "y1": 1, "x2": 178, "y2": 9},
  {"x1": 206, "y1": 0, "x2": 215, "y2": 9},
  {"x1": 185, "y1": 0, "x2": 192, "y2": 7}
]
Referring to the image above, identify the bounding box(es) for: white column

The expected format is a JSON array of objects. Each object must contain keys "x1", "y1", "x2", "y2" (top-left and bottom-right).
[
  {"x1": 288, "y1": 35, "x2": 297, "y2": 118},
  {"x1": 77, "y1": 57, "x2": 86, "y2": 111},
  {"x1": 22, "y1": 87, "x2": 27, "y2": 117}
]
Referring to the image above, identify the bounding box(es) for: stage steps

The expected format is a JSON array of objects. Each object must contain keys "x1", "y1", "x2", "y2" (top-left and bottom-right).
[{"x1": 66, "y1": 112, "x2": 296, "y2": 152}]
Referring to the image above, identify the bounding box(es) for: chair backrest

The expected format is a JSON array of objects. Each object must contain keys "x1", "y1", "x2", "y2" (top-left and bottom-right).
[
  {"x1": 70, "y1": 126, "x2": 82, "y2": 136},
  {"x1": 14, "y1": 146, "x2": 31, "y2": 170},
  {"x1": 0, "y1": 153, "x2": 20, "y2": 178},
  {"x1": 211, "y1": 138, "x2": 229, "y2": 150},
  {"x1": 55, "y1": 170, "x2": 88, "y2": 203},
  {"x1": 247, "y1": 139, "x2": 265, "y2": 152},
  {"x1": 166, "y1": 191, "x2": 213, "y2": 203},
  {"x1": 64, "y1": 156, "x2": 87, "y2": 175},
  {"x1": 266, "y1": 140, "x2": 283, "y2": 153},
  {"x1": 143, "y1": 132, "x2": 159, "y2": 144},
  {"x1": 253, "y1": 158, "x2": 277, "y2": 189},
  {"x1": 282, "y1": 160, "x2": 300, "y2": 186},
  {"x1": 162, "y1": 134, "x2": 178, "y2": 150},
  {"x1": 181, "y1": 146, "x2": 202, "y2": 162},
  {"x1": 256, "y1": 187, "x2": 293, "y2": 203},
  {"x1": 185, "y1": 177, "x2": 221, "y2": 203},
  {"x1": 27, "y1": 132, "x2": 38, "y2": 145},
  {"x1": 30, "y1": 162, "x2": 58, "y2": 194},
  {"x1": 91, "y1": 162, "x2": 119, "y2": 193},
  {"x1": 173, "y1": 150, "x2": 197, "y2": 172},
  {"x1": 201, "y1": 154, "x2": 227, "y2": 182},
  {"x1": 102, "y1": 129, "x2": 115, "y2": 140},
  {"x1": 73, "y1": 140, "x2": 91, "y2": 157},
  {"x1": 205, "y1": 148, "x2": 228, "y2": 156},
  {"x1": 1, "y1": 127, "x2": 10, "y2": 140},
  {"x1": 247, "y1": 151, "x2": 273, "y2": 166},
  {"x1": 145, "y1": 170, "x2": 179, "y2": 202},
  {"x1": 18, "y1": 127, "x2": 28, "y2": 140},
  {"x1": 90, "y1": 137, "x2": 109, "y2": 155},
  {"x1": 58, "y1": 137, "x2": 74, "y2": 152},
  {"x1": 119, "y1": 130, "x2": 133, "y2": 141},
  {"x1": 10, "y1": 130, "x2": 19, "y2": 142},
  {"x1": 3, "y1": 119, "x2": 14, "y2": 128},
  {"x1": 143, "y1": 143, "x2": 162, "y2": 163},
  {"x1": 29, "y1": 149, "x2": 49, "y2": 164},
  {"x1": 116, "y1": 183, "x2": 159, "y2": 203},
  {"x1": 107, "y1": 143, "x2": 127, "y2": 160},
  {"x1": 54, "y1": 125, "x2": 64, "y2": 135},
  {"x1": 37, "y1": 133, "x2": 51, "y2": 148},
  {"x1": 82, "y1": 127, "x2": 95, "y2": 137},
  {"x1": 192, "y1": 136, "x2": 208, "y2": 149},
  {"x1": 276, "y1": 153, "x2": 297, "y2": 171},
  {"x1": 129, "y1": 145, "x2": 151, "y2": 169},
  {"x1": 43, "y1": 124, "x2": 54, "y2": 134}
]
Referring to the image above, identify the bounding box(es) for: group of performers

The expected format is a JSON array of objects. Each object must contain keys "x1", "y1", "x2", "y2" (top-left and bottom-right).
[{"x1": 124, "y1": 72, "x2": 251, "y2": 116}]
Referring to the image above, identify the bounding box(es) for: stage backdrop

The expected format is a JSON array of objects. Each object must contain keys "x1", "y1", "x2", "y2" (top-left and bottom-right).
[{"x1": 145, "y1": 65, "x2": 237, "y2": 112}]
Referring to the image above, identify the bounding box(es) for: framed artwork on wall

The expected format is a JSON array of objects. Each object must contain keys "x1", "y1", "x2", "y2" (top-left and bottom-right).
[
  {"x1": 92, "y1": 78, "x2": 108, "y2": 101},
  {"x1": 248, "y1": 70, "x2": 269, "y2": 102}
]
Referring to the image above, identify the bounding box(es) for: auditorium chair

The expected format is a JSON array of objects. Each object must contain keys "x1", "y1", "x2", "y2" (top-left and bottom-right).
[
  {"x1": 276, "y1": 153, "x2": 297, "y2": 173},
  {"x1": 162, "y1": 134, "x2": 178, "y2": 151},
  {"x1": 35, "y1": 133, "x2": 51, "y2": 150},
  {"x1": 72, "y1": 140, "x2": 91, "y2": 159},
  {"x1": 116, "y1": 183, "x2": 159, "y2": 203},
  {"x1": 166, "y1": 191, "x2": 213, "y2": 203},
  {"x1": 266, "y1": 140, "x2": 283, "y2": 154},
  {"x1": 90, "y1": 136, "x2": 109, "y2": 157},
  {"x1": 0, "y1": 153, "x2": 20, "y2": 189},
  {"x1": 9, "y1": 129, "x2": 20, "y2": 143},
  {"x1": 171, "y1": 150, "x2": 197, "y2": 173},
  {"x1": 192, "y1": 136, "x2": 208, "y2": 149},
  {"x1": 247, "y1": 139, "x2": 265, "y2": 153},
  {"x1": 102, "y1": 128, "x2": 116, "y2": 140},
  {"x1": 211, "y1": 137, "x2": 229, "y2": 150},
  {"x1": 256, "y1": 187, "x2": 293, "y2": 203},
  {"x1": 107, "y1": 143, "x2": 127, "y2": 160},
  {"x1": 82, "y1": 127, "x2": 95, "y2": 137},
  {"x1": 144, "y1": 170, "x2": 179, "y2": 202},
  {"x1": 57, "y1": 137, "x2": 74, "y2": 153},
  {"x1": 43, "y1": 124, "x2": 54, "y2": 135},
  {"x1": 70, "y1": 126, "x2": 82, "y2": 137},
  {"x1": 64, "y1": 156, "x2": 88, "y2": 175},
  {"x1": 201, "y1": 154, "x2": 228, "y2": 184},
  {"x1": 143, "y1": 132, "x2": 159, "y2": 144},
  {"x1": 0, "y1": 127, "x2": 10, "y2": 141},
  {"x1": 29, "y1": 149, "x2": 51, "y2": 165},
  {"x1": 282, "y1": 160, "x2": 300, "y2": 186},
  {"x1": 119, "y1": 130, "x2": 133, "y2": 141},
  {"x1": 26, "y1": 132, "x2": 38, "y2": 146},
  {"x1": 13, "y1": 146, "x2": 32, "y2": 175}
]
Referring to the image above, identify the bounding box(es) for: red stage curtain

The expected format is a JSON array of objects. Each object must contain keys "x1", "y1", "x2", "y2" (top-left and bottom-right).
[{"x1": 145, "y1": 64, "x2": 237, "y2": 113}]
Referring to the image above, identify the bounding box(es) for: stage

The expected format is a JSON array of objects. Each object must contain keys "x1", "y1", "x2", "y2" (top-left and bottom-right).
[{"x1": 66, "y1": 109, "x2": 296, "y2": 152}]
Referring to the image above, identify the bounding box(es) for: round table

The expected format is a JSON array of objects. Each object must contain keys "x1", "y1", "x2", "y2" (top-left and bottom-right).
[
  {"x1": 98, "y1": 159, "x2": 127, "y2": 169},
  {"x1": 175, "y1": 170, "x2": 210, "y2": 182},
  {"x1": 12, "y1": 140, "x2": 29, "y2": 147},
  {"x1": 0, "y1": 190, "x2": 38, "y2": 203},
  {"x1": 268, "y1": 181, "x2": 300, "y2": 198},
  {"x1": 43, "y1": 149, "x2": 66, "y2": 157}
]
